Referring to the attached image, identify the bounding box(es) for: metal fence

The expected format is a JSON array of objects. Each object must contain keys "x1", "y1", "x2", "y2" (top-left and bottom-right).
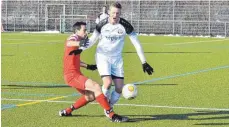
[{"x1": 1, "y1": 0, "x2": 229, "y2": 36}]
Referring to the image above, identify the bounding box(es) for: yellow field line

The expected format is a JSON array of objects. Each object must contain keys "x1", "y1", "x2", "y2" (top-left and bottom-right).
[{"x1": 17, "y1": 96, "x2": 67, "y2": 107}]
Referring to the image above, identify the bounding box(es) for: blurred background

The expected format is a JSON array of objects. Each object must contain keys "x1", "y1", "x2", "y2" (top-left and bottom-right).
[{"x1": 1, "y1": 0, "x2": 229, "y2": 37}]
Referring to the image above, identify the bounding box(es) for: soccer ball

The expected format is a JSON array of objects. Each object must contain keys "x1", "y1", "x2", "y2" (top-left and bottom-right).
[{"x1": 122, "y1": 84, "x2": 137, "y2": 100}]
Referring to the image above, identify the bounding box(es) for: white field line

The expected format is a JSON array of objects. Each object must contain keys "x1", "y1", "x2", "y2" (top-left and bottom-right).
[
  {"x1": 141, "y1": 42, "x2": 160, "y2": 44},
  {"x1": 2, "y1": 38, "x2": 42, "y2": 41},
  {"x1": 2, "y1": 38, "x2": 64, "y2": 45},
  {"x1": 2, "y1": 38, "x2": 62, "y2": 41},
  {"x1": 2, "y1": 41, "x2": 63, "y2": 45},
  {"x1": 164, "y1": 39, "x2": 228, "y2": 46},
  {"x1": 2, "y1": 98, "x2": 229, "y2": 111}
]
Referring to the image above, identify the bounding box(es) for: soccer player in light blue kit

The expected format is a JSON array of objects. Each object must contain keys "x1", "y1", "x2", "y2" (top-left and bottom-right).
[{"x1": 84, "y1": 2, "x2": 154, "y2": 116}]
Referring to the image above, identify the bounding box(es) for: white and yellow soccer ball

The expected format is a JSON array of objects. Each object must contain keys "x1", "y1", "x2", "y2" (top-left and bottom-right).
[{"x1": 122, "y1": 84, "x2": 137, "y2": 100}]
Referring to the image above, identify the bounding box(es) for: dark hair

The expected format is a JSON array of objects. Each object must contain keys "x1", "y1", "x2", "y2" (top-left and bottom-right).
[
  {"x1": 102, "y1": 5, "x2": 108, "y2": 13},
  {"x1": 73, "y1": 22, "x2": 86, "y2": 33},
  {"x1": 110, "y1": 2, "x2": 122, "y2": 9}
]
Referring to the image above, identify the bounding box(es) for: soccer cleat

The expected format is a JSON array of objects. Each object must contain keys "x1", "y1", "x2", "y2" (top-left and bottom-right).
[
  {"x1": 59, "y1": 110, "x2": 72, "y2": 117},
  {"x1": 111, "y1": 114, "x2": 129, "y2": 122}
]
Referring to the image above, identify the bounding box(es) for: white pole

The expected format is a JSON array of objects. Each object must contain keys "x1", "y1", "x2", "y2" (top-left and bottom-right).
[
  {"x1": 72, "y1": 0, "x2": 73, "y2": 28},
  {"x1": 6, "y1": 0, "x2": 8, "y2": 30},
  {"x1": 45, "y1": 4, "x2": 47, "y2": 31},
  {"x1": 72, "y1": 0, "x2": 73, "y2": 16},
  {"x1": 138, "y1": 0, "x2": 140, "y2": 34},
  {"x1": 173, "y1": 0, "x2": 175, "y2": 34},
  {"x1": 59, "y1": 15, "x2": 62, "y2": 33},
  {"x1": 63, "y1": 4, "x2": 65, "y2": 32},
  {"x1": 14, "y1": 15, "x2": 15, "y2": 32},
  {"x1": 38, "y1": 0, "x2": 39, "y2": 31},
  {"x1": 131, "y1": 1, "x2": 133, "y2": 25},
  {"x1": 208, "y1": 0, "x2": 210, "y2": 36},
  {"x1": 225, "y1": 22, "x2": 227, "y2": 37}
]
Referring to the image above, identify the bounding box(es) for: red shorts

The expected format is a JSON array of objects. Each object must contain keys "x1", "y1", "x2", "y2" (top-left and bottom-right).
[{"x1": 64, "y1": 73, "x2": 88, "y2": 94}]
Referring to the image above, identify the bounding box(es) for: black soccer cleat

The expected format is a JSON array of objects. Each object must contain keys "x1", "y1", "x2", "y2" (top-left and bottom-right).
[
  {"x1": 111, "y1": 114, "x2": 129, "y2": 122},
  {"x1": 59, "y1": 110, "x2": 72, "y2": 117}
]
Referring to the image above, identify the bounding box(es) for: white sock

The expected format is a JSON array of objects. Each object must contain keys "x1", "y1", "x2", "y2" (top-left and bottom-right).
[
  {"x1": 109, "y1": 90, "x2": 121, "y2": 108},
  {"x1": 102, "y1": 85, "x2": 110, "y2": 100}
]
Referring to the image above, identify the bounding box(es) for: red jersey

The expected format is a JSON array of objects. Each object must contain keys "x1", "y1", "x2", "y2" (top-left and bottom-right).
[{"x1": 63, "y1": 34, "x2": 81, "y2": 75}]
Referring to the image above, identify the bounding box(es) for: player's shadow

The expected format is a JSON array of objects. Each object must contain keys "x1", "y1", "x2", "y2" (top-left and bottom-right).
[
  {"x1": 123, "y1": 51, "x2": 211, "y2": 54},
  {"x1": 1, "y1": 84, "x2": 69, "y2": 89},
  {"x1": 60, "y1": 111, "x2": 229, "y2": 125},
  {"x1": 125, "y1": 111, "x2": 229, "y2": 122}
]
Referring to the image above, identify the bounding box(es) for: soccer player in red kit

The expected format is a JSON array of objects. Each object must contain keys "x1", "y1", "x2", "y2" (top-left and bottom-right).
[{"x1": 59, "y1": 21, "x2": 128, "y2": 122}]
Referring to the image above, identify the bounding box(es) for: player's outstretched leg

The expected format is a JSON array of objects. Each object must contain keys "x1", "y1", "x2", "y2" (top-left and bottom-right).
[
  {"x1": 59, "y1": 90, "x2": 96, "y2": 116},
  {"x1": 59, "y1": 106, "x2": 73, "y2": 116},
  {"x1": 59, "y1": 95, "x2": 89, "y2": 116},
  {"x1": 85, "y1": 79, "x2": 129, "y2": 122}
]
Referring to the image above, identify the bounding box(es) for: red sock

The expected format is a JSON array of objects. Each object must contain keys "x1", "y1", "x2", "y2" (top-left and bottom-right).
[
  {"x1": 65, "y1": 107, "x2": 72, "y2": 114},
  {"x1": 96, "y1": 94, "x2": 114, "y2": 118},
  {"x1": 73, "y1": 96, "x2": 88, "y2": 109},
  {"x1": 66, "y1": 96, "x2": 88, "y2": 114}
]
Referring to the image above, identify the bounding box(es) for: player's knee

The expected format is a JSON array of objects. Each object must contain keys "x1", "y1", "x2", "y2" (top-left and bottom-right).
[
  {"x1": 85, "y1": 94, "x2": 95, "y2": 102},
  {"x1": 93, "y1": 83, "x2": 102, "y2": 93},
  {"x1": 102, "y1": 77, "x2": 112, "y2": 87},
  {"x1": 105, "y1": 80, "x2": 112, "y2": 86},
  {"x1": 115, "y1": 85, "x2": 123, "y2": 93}
]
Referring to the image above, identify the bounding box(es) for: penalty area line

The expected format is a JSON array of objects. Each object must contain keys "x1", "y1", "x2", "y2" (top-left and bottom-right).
[{"x1": 2, "y1": 98, "x2": 229, "y2": 111}]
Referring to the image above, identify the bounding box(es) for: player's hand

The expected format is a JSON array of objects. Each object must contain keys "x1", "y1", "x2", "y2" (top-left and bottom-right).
[
  {"x1": 86, "y1": 64, "x2": 97, "y2": 71},
  {"x1": 79, "y1": 36, "x2": 89, "y2": 48},
  {"x1": 69, "y1": 49, "x2": 83, "y2": 55},
  {"x1": 142, "y1": 62, "x2": 154, "y2": 75}
]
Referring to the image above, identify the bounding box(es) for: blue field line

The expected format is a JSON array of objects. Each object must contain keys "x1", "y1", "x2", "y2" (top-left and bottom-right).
[
  {"x1": 2, "y1": 65, "x2": 229, "y2": 87},
  {"x1": 1, "y1": 93, "x2": 80, "y2": 110},
  {"x1": 133, "y1": 65, "x2": 229, "y2": 85},
  {"x1": 1, "y1": 92, "x2": 80, "y2": 97},
  {"x1": 1, "y1": 104, "x2": 17, "y2": 110}
]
